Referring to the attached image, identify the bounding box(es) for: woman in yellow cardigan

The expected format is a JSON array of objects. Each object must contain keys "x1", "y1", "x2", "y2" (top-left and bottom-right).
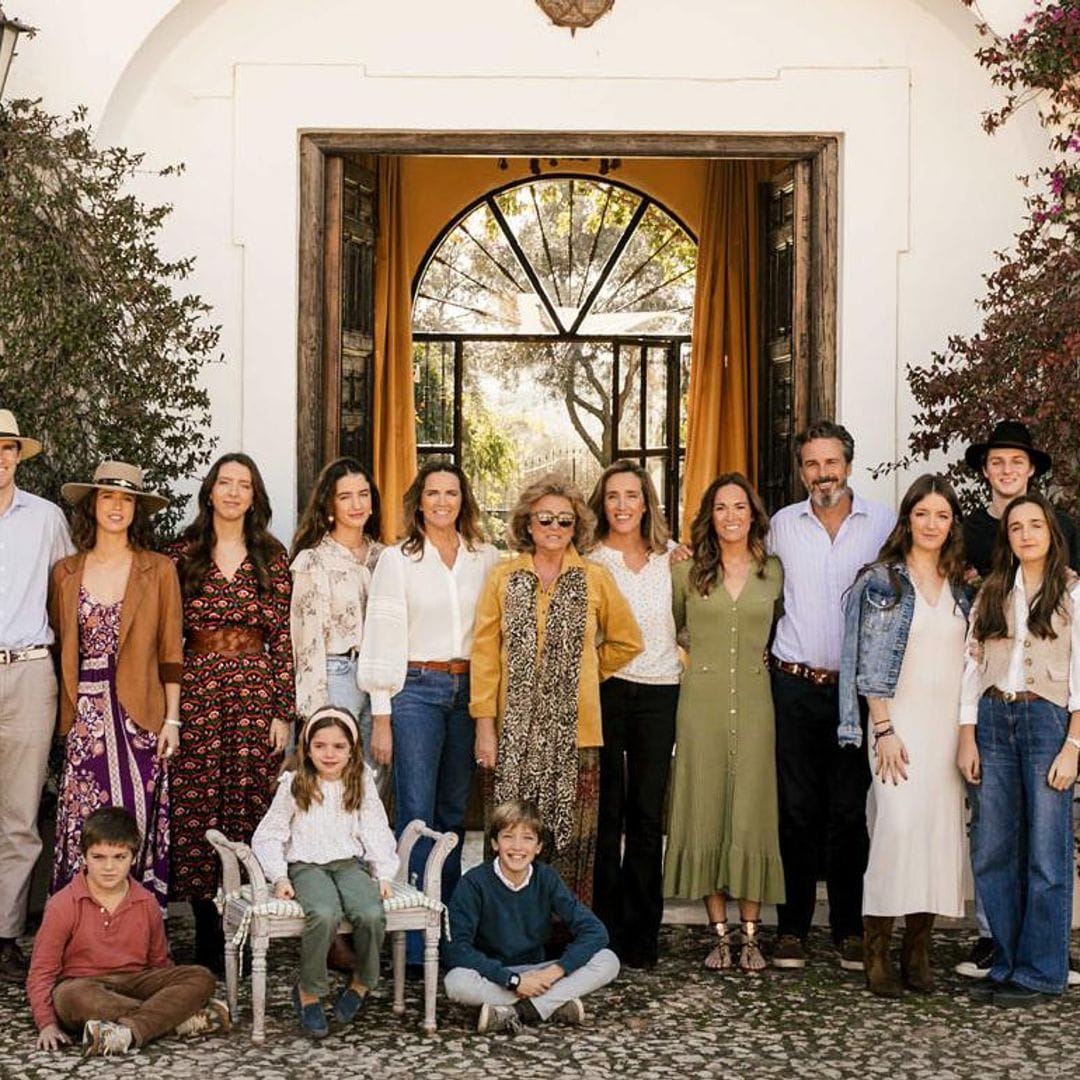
[
  {"x1": 470, "y1": 473, "x2": 642, "y2": 904},
  {"x1": 48, "y1": 461, "x2": 183, "y2": 911}
]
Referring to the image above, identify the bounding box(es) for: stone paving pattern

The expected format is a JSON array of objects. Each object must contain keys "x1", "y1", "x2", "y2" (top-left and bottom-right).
[{"x1": 3, "y1": 921, "x2": 1080, "y2": 1080}]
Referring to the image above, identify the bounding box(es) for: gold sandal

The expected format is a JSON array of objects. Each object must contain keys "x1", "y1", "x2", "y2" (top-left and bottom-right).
[
  {"x1": 703, "y1": 921, "x2": 732, "y2": 970},
  {"x1": 739, "y1": 920, "x2": 766, "y2": 974}
]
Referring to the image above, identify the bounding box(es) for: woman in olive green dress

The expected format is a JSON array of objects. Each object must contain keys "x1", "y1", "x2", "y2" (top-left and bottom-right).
[{"x1": 663, "y1": 472, "x2": 785, "y2": 973}]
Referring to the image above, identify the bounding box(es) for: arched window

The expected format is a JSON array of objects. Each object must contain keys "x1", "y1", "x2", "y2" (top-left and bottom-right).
[{"x1": 412, "y1": 175, "x2": 696, "y2": 541}]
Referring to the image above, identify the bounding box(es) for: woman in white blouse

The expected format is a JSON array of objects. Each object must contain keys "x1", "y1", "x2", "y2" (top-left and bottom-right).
[
  {"x1": 358, "y1": 459, "x2": 498, "y2": 968},
  {"x1": 586, "y1": 460, "x2": 681, "y2": 970},
  {"x1": 958, "y1": 492, "x2": 1080, "y2": 1007},
  {"x1": 290, "y1": 458, "x2": 384, "y2": 767}
]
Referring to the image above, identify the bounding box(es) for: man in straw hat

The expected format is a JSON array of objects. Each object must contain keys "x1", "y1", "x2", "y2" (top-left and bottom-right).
[{"x1": 0, "y1": 410, "x2": 74, "y2": 983}]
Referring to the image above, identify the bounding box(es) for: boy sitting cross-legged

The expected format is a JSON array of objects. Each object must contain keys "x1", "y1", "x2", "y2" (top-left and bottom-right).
[
  {"x1": 443, "y1": 799, "x2": 619, "y2": 1034},
  {"x1": 28, "y1": 807, "x2": 229, "y2": 1057}
]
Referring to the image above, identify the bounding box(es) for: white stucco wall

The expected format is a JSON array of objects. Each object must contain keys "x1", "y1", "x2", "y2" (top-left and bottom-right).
[{"x1": 6, "y1": 0, "x2": 1046, "y2": 533}]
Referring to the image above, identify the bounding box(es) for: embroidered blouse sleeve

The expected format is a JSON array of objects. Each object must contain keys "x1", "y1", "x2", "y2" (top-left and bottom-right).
[
  {"x1": 959, "y1": 598, "x2": 982, "y2": 727},
  {"x1": 250, "y1": 775, "x2": 295, "y2": 885},
  {"x1": 468, "y1": 566, "x2": 505, "y2": 720},
  {"x1": 357, "y1": 547, "x2": 410, "y2": 715},
  {"x1": 355, "y1": 763, "x2": 400, "y2": 881},
  {"x1": 594, "y1": 564, "x2": 644, "y2": 680},
  {"x1": 290, "y1": 549, "x2": 329, "y2": 720}
]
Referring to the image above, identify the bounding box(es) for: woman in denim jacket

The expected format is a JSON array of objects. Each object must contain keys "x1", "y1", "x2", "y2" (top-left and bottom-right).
[{"x1": 839, "y1": 474, "x2": 971, "y2": 997}]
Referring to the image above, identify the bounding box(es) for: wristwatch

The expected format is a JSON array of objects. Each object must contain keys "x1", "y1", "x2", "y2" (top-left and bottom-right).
[{"x1": 506, "y1": 972, "x2": 521, "y2": 991}]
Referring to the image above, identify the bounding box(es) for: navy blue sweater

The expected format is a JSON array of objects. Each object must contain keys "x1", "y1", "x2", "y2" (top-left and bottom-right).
[{"x1": 443, "y1": 861, "x2": 608, "y2": 988}]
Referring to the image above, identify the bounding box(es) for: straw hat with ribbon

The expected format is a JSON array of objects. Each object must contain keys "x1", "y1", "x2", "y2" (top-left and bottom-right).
[
  {"x1": 0, "y1": 409, "x2": 43, "y2": 459},
  {"x1": 60, "y1": 461, "x2": 169, "y2": 514}
]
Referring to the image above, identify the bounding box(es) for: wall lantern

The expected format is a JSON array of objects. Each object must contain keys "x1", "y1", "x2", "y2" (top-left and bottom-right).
[
  {"x1": 535, "y1": 0, "x2": 615, "y2": 34},
  {"x1": 0, "y1": 5, "x2": 35, "y2": 100}
]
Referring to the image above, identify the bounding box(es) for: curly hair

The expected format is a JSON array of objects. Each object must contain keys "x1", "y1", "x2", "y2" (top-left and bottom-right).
[
  {"x1": 866, "y1": 473, "x2": 966, "y2": 608},
  {"x1": 688, "y1": 473, "x2": 769, "y2": 597},
  {"x1": 507, "y1": 473, "x2": 595, "y2": 554},
  {"x1": 283, "y1": 707, "x2": 366, "y2": 813},
  {"x1": 69, "y1": 491, "x2": 158, "y2": 552},
  {"x1": 401, "y1": 459, "x2": 486, "y2": 558},
  {"x1": 586, "y1": 459, "x2": 670, "y2": 554},
  {"x1": 973, "y1": 492, "x2": 1072, "y2": 642},
  {"x1": 174, "y1": 453, "x2": 284, "y2": 598},
  {"x1": 291, "y1": 457, "x2": 381, "y2": 561}
]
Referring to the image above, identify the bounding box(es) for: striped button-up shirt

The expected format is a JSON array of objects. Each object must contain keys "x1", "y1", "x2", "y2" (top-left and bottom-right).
[{"x1": 767, "y1": 490, "x2": 895, "y2": 672}]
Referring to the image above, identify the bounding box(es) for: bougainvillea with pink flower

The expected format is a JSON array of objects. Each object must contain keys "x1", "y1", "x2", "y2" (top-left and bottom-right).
[{"x1": 893, "y1": 1, "x2": 1080, "y2": 506}]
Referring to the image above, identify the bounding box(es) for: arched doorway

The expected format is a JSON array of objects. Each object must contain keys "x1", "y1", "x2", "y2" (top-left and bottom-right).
[{"x1": 411, "y1": 175, "x2": 695, "y2": 541}]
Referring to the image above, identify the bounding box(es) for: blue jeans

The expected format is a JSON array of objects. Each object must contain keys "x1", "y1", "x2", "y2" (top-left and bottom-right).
[
  {"x1": 391, "y1": 667, "x2": 474, "y2": 963},
  {"x1": 964, "y1": 781, "x2": 992, "y2": 939},
  {"x1": 973, "y1": 694, "x2": 1074, "y2": 993}
]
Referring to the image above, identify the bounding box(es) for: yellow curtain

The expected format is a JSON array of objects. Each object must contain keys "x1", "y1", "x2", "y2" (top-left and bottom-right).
[
  {"x1": 681, "y1": 161, "x2": 761, "y2": 535},
  {"x1": 373, "y1": 157, "x2": 418, "y2": 541}
]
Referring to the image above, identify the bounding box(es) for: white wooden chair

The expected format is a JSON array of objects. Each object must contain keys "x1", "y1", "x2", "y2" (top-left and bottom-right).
[{"x1": 206, "y1": 821, "x2": 458, "y2": 1040}]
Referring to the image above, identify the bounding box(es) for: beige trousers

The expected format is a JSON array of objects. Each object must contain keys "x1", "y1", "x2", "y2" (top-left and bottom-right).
[{"x1": 0, "y1": 657, "x2": 57, "y2": 937}]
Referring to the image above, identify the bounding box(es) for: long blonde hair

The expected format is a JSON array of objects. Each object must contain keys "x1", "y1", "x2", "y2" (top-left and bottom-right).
[{"x1": 587, "y1": 459, "x2": 670, "y2": 555}]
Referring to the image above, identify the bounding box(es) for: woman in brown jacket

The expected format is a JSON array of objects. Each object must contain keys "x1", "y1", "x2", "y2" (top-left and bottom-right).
[{"x1": 48, "y1": 461, "x2": 183, "y2": 910}]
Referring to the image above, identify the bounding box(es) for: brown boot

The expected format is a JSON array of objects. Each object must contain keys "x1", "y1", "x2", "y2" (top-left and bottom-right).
[
  {"x1": 901, "y1": 913, "x2": 935, "y2": 993},
  {"x1": 863, "y1": 916, "x2": 901, "y2": 997}
]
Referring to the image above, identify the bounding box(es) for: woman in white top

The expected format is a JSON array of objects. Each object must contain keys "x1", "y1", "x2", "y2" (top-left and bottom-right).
[
  {"x1": 290, "y1": 458, "x2": 384, "y2": 768},
  {"x1": 358, "y1": 459, "x2": 498, "y2": 967},
  {"x1": 959, "y1": 492, "x2": 1080, "y2": 1006},
  {"x1": 586, "y1": 460, "x2": 680, "y2": 970}
]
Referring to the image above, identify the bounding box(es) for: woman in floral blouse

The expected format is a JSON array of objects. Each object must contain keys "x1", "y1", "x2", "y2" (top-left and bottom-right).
[
  {"x1": 165, "y1": 452, "x2": 294, "y2": 972},
  {"x1": 290, "y1": 457, "x2": 384, "y2": 770}
]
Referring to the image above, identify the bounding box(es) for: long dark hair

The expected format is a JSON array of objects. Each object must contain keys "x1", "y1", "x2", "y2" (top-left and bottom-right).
[
  {"x1": 175, "y1": 452, "x2": 283, "y2": 597},
  {"x1": 688, "y1": 473, "x2": 769, "y2": 597},
  {"x1": 973, "y1": 492, "x2": 1071, "y2": 642},
  {"x1": 400, "y1": 459, "x2": 485, "y2": 558},
  {"x1": 291, "y1": 457, "x2": 382, "y2": 561},
  {"x1": 70, "y1": 491, "x2": 157, "y2": 552},
  {"x1": 587, "y1": 458, "x2": 670, "y2": 554},
  {"x1": 867, "y1": 474, "x2": 966, "y2": 607}
]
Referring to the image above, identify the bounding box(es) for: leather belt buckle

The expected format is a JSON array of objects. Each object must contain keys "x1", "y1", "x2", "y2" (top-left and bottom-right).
[
  {"x1": 0, "y1": 650, "x2": 9, "y2": 665},
  {"x1": 1003, "y1": 690, "x2": 1017, "y2": 703}
]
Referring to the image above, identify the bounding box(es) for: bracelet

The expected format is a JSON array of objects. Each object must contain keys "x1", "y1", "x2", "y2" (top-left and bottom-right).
[
  {"x1": 164, "y1": 719, "x2": 182, "y2": 728},
  {"x1": 1066, "y1": 736, "x2": 1080, "y2": 752},
  {"x1": 873, "y1": 726, "x2": 895, "y2": 743}
]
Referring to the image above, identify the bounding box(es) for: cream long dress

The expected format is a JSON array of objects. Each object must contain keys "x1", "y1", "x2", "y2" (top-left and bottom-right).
[{"x1": 862, "y1": 585, "x2": 967, "y2": 917}]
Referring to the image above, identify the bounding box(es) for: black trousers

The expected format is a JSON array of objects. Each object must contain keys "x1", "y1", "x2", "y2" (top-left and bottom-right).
[
  {"x1": 593, "y1": 678, "x2": 679, "y2": 959},
  {"x1": 771, "y1": 669, "x2": 870, "y2": 944}
]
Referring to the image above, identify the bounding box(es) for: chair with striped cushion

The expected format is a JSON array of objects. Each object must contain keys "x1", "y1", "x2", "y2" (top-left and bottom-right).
[{"x1": 207, "y1": 820, "x2": 457, "y2": 1040}]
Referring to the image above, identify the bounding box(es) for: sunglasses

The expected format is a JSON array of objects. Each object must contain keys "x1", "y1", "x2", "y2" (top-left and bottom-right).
[{"x1": 532, "y1": 511, "x2": 576, "y2": 529}]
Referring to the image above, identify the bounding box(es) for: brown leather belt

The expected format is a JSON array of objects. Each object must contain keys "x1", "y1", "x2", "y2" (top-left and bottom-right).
[
  {"x1": 768, "y1": 654, "x2": 840, "y2": 687},
  {"x1": 187, "y1": 628, "x2": 265, "y2": 657},
  {"x1": 408, "y1": 659, "x2": 470, "y2": 675},
  {"x1": 984, "y1": 686, "x2": 1040, "y2": 704}
]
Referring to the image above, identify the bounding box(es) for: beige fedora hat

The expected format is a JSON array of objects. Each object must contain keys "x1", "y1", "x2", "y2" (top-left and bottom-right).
[
  {"x1": 0, "y1": 409, "x2": 43, "y2": 459},
  {"x1": 60, "y1": 460, "x2": 169, "y2": 514}
]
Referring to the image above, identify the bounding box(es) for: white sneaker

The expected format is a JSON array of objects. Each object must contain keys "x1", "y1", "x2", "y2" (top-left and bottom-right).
[
  {"x1": 477, "y1": 1003, "x2": 522, "y2": 1035},
  {"x1": 550, "y1": 998, "x2": 586, "y2": 1025},
  {"x1": 175, "y1": 998, "x2": 231, "y2": 1036},
  {"x1": 1068, "y1": 969, "x2": 1080, "y2": 989},
  {"x1": 82, "y1": 1020, "x2": 134, "y2": 1057}
]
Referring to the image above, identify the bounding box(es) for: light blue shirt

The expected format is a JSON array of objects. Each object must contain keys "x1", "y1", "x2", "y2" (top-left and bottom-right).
[
  {"x1": 0, "y1": 487, "x2": 75, "y2": 649},
  {"x1": 767, "y1": 490, "x2": 895, "y2": 671}
]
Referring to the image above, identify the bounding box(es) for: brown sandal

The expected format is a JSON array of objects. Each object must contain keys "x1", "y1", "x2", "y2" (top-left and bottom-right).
[
  {"x1": 704, "y1": 921, "x2": 732, "y2": 971},
  {"x1": 739, "y1": 920, "x2": 766, "y2": 974}
]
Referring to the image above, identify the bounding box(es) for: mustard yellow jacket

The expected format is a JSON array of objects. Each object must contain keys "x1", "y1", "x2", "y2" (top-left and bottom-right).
[{"x1": 469, "y1": 549, "x2": 643, "y2": 747}]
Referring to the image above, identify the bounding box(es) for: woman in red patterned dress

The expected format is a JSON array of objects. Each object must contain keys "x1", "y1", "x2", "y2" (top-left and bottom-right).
[{"x1": 166, "y1": 453, "x2": 294, "y2": 970}]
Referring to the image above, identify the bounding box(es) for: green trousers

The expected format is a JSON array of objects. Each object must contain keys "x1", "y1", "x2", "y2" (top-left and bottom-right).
[{"x1": 289, "y1": 859, "x2": 386, "y2": 998}]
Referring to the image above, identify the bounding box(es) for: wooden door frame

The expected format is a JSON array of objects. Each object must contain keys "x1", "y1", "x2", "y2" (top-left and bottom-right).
[{"x1": 296, "y1": 131, "x2": 838, "y2": 510}]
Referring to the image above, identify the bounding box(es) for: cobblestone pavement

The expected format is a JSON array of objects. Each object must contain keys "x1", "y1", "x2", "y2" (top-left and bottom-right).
[{"x1": 3, "y1": 923, "x2": 1080, "y2": 1080}]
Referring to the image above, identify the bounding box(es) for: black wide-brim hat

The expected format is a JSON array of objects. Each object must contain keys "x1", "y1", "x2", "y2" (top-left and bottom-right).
[{"x1": 964, "y1": 420, "x2": 1052, "y2": 477}]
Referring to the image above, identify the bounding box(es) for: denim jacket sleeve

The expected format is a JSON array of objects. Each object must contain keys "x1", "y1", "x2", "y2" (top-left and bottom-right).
[{"x1": 838, "y1": 570, "x2": 869, "y2": 748}]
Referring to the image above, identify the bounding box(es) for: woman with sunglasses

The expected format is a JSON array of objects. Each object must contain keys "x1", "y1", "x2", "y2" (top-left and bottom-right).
[{"x1": 470, "y1": 474, "x2": 642, "y2": 903}]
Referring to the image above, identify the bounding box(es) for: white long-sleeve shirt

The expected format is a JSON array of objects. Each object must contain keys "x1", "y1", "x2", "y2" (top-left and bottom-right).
[
  {"x1": 250, "y1": 767, "x2": 399, "y2": 885},
  {"x1": 357, "y1": 537, "x2": 500, "y2": 714}
]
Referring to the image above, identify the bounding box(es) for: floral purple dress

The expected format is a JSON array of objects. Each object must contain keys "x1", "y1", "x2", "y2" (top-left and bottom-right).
[{"x1": 51, "y1": 587, "x2": 170, "y2": 909}]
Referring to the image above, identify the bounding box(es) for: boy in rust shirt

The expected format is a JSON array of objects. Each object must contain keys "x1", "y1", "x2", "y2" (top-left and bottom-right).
[{"x1": 28, "y1": 808, "x2": 228, "y2": 1056}]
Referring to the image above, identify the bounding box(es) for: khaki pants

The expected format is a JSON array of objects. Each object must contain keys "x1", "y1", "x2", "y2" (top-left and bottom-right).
[
  {"x1": 53, "y1": 965, "x2": 217, "y2": 1046},
  {"x1": 0, "y1": 657, "x2": 56, "y2": 937}
]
